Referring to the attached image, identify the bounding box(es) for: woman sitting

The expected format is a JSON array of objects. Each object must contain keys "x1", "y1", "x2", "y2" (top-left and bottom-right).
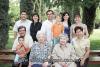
[
  {"x1": 28, "y1": 31, "x2": 52, "y2": 67},
  {"x1": 52, "y1": 34, "x2": 76, "y2": 67}
]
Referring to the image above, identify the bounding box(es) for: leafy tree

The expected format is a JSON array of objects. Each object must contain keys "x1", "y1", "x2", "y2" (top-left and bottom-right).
[
  {"x1": 20, "y1": 0, "x2": 33, "y2": 19},
  {"x1": 82, "y1": 0, "x2": 100, "y2": 34},
  {"x1": 0, "y1": 0, "x2": 9, "y2": 49}
]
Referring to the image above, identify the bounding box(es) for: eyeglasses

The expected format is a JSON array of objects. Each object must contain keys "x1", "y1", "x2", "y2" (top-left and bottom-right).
[{"x1": 47, "y1": 13, "x2": 53, "y2": 15}]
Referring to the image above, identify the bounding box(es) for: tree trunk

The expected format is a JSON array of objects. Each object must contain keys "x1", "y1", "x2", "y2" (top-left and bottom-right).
[
  {"x1": 82, "y1": 3, "x2": 97, "y2": 35},
  {"x1": 0, "y1": 0, "x2": 9, "y2": 49},
  {"x1": 20, "y1": 0, "x2": 33, "y2": 20}
]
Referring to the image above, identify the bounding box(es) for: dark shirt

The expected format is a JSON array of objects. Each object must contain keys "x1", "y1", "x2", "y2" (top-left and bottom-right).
[{"x1": 30, "y1": 22, "x2": 42, "y2": 41}]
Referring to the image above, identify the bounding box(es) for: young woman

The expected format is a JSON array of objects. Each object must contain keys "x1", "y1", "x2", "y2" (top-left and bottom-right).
[
  {"x1": 61, "y1": 12, "x2": 71, "y2": 39},
  {"x1": 30, "y1": 13, "x2": 42, "y2": 41}
]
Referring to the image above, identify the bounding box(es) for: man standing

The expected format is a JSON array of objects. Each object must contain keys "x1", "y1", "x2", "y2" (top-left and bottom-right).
[
  {"x1": 13, "y1": 11, "x2": 32, "y2": 39},
  {"x1": 41, "y1": 10, "x2": 55, "y2": 43}
]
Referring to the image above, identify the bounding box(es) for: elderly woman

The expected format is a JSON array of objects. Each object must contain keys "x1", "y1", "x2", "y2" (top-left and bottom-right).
[
  {"x1": 28, "y1": 31, "x2": 52, "y2": 67},
  {"x1": 52, "y1": 34, "x2": 76, "y2": 67},
  {"x1": 71, "y1": 26, "x2": 90, "y2": 67}
]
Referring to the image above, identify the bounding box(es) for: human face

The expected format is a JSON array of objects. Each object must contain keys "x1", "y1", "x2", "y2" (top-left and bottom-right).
[
  {"x1": 47, "y1": 11, "x2": 53, "y2": 20},
  {"x1": 32, "y1": 15, "x2": 39, "y2": 22},
  {"x1": 18, "y1": 28, "x2": 26, "y2": 37},
  {"x1": 18, "y1": 38, "x2": 24, "y2": 44},
  {"x1": 63, "y1": 14, "x2": 69, "y2": 21},
  {"x1": 37, "y1": 34, "x2": 46, "y2": 43},
  {"x1": 60, "y1": 37, "x2": 68, "y2": 45},
  {"x1": 74, "y1": 16, "x2": 81, "y2": 24},
  {"x1": 75, "y1": 29, "x2": 83, "y2": 38},
  {"x1": 20, "y1": 12, "x2": 27, "y2": 20},
  {"x1": 56, "y1": 16, "x2": 61, "y2": 23}
]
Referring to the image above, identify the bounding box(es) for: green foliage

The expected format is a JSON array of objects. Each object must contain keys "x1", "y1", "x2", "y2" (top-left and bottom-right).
[
  {"x1": 9, "y1": 0, "x2": 20, "y2": 26},
  {"x1": 20, "y1": 0, "x2": 33, "y2": 19},
  {"x1": 0, "y1": 0, "x2": 9, "y2": 49}
]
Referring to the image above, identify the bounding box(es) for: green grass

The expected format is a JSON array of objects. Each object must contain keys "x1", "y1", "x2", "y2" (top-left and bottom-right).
[
  {"x1": 6, "y1": 30, "x2": 14, "y2": 49},
  {"x1": 0, "y1": 63, "x2": 12, "y2": 67},
  {"x1": 89, "y1": 29, "x2": 100, "y2": 50}
]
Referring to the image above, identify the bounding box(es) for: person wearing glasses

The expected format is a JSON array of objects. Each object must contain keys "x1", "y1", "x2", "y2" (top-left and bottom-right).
[
  {"x1": 12, "y1": 26, "x2": 33, "y2": 67},
  {"x1": 41, "y1": 10, "x2": 55, "y2": 45}
]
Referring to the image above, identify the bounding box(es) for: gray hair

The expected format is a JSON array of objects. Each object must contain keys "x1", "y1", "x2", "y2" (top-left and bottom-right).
[
  {"x1": 36, "y1": 30, "x2": 46, "y2": 39},
  {"x1": 59, "y1": 33, "x2": 68, "y2": 39}
]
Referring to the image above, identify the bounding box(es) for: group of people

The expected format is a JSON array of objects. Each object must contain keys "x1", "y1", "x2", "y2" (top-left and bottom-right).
[{"x1": 12, "y1": 10, "x2": 90, "y2": 67}]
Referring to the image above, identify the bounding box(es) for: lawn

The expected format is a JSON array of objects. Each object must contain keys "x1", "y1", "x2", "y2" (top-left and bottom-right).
[
  {"x1": 1, "y1": 29, "x2": 100, "y2": 67},
  {"x1": 89, "y1": 29, "x2": 100, "y2": 50}
]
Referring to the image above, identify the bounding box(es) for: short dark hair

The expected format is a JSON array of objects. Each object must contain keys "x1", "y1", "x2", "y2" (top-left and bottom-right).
[
  {"x1": 46, "y1": 10, "x2": 54, "y2": 15},
  {"x1": 32, "y1": 13, "x2": 40, "y2": 22},
  {"x1": 74, "y1": 13, "x2": 81, "y2": 18},
  {"x1": 74, "y1": 26, "x2": 83, "y2": 33},
  {"x1": 20, "y1": 10, "x2": 27, "y2": 15},
  {"x1": 18, "y1": 36, "x2": 24, "y2": 41},
  {"x1": 18, "y1": 26, "x2": 26, "y2": 32}
]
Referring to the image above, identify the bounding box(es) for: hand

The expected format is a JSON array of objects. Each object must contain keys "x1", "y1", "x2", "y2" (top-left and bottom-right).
[
  {"x1": 80, "y1": 58, "x2": 85, "y2": 66},
  {"x1": 59, "y1": 62, "x2": 66, "y2": 67},
  {"x1": 63, "y1": 64, "x2": 67, "y2": 67},
  {"x1": 28, "y1": 62, "x2": 32, "y2": 67},
  {"x1": 42, "y1": 62, "x2": 48, "y2": 67},
  {"x1": 28, "y1": 64, "x2": 32, "y2": 67}
]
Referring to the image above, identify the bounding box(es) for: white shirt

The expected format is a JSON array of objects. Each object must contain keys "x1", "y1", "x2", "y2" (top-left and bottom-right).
[
  {"x1": 12, "y1": 34, "x2": 33, "y2": 51},
  {"x1": 13, "y1": 19, "x2": 32, "y2": 35},
  {"x1": 71, "y1": 37, "x2": 90, "y2": 58},
  {"x1": 41, "y1": 20, "x2": 55, "y2": 42}
]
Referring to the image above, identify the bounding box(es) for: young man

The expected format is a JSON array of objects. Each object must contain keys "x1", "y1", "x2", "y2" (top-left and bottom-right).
[
  {"x1": 13, "y1": 11, "x2": 32, "y2": 39},
  {"x1": 41, "y1": 10, "x2": 55, "y2": 43}
]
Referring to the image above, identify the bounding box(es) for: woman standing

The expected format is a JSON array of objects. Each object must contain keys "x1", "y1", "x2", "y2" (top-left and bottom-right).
[
  {"x1": 30, "y1": 13, "x2": 42, "y2": 41},
  {"x1": 61, "y1": 12, "x2": 71, "y2": 39},
  {"x1": 71, "y1": 26, "x2": 90, "y2": 67}
]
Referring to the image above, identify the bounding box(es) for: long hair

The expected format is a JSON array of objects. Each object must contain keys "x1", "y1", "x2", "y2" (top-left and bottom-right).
[
  {"x1": 32, "y1": 13, "x2": 40, "y2": 22},
  {"x1": 61, "y1": 12, "x2": 71, "y2": 27}
]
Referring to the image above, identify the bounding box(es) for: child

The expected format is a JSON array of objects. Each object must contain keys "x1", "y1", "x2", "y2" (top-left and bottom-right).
[
  {"x1": 14, "y1": 36, "x2": 29, "y2": 63},
  {"x1": 51, "y1": 14, "x2": 64, "y2": 46}
]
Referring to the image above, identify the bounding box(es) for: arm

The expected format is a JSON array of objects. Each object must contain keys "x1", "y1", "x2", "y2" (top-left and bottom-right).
[
  {"x1": 28, "y1": 46, "x2": 34, "y2": 67},
  {"x1": 13, "y1": 22, "x2": 18, "y2": 39},
  {"x1": 40, "y1": 22, "x2": 46, "y2": 34},
  {"x1": 28, "y1": 61, "x2": 33, "y2": 67},
  {"x1": 83, "y1": 47, "x2": 90, "y2": 60},
  {"x1": 70, "y1": 25, "x2": 73, "y2": 39},
  {"x1": 61, "y1": 25, "x2": 64, "y2": 33},
  {"x1": 80, "y1": 39, "x2": 90, "y2": 66},
  {"x1": 14, "y1": 32, "x2": 17, "y2": 39},
  {"x1": 84, "y1": 24, "x2": 89, "y2": 38},
  {"x1": 83, "y1": 39, "x2": 90, "y2": 60}
]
